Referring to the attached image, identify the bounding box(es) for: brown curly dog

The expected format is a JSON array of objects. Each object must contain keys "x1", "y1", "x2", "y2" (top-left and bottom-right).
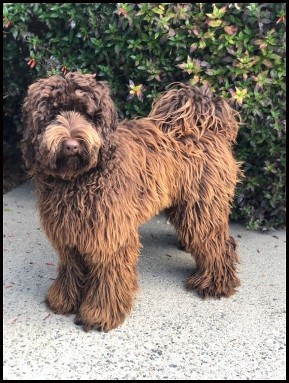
[{"x1": 22, "y1": 72, "x2": 242, "y2": 332}]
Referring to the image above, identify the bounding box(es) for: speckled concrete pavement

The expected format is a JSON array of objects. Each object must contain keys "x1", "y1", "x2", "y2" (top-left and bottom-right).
[{"x1": 3, "y1": 181, "x2": 286, "y2": 380}]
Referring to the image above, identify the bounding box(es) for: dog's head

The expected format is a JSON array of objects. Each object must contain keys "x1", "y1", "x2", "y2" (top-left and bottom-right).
[{"x1": 21, "y1": 72, "x2": 118, "y2": 179}]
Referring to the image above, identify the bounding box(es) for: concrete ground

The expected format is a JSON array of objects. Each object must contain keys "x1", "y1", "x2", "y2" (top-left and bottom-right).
[{"x1": 3, "y1": 181, "x2": 286, "y2": 380}]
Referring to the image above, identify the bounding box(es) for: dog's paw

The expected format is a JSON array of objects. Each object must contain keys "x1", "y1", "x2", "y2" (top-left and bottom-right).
[
  {"x1": 178, "y1": 241, "x2": 190, "y2": 252},
  {"x1": 74, "y1": 306, "x2": 126, "y2": 332},
  {"x1": 74, "y1": 315, "x2": 105, "y2": 332},
  {"x1": 45, "y1": 283, "x2": 79, "y2": 314},
  {"x1": 74, "y1": 315, "x2": 95, "y2": 332},
  {"x1": 185, "y1": 273, "x2": 240, "y2": 299},
  {"x1": 45, "y1": 295, "x2": 78, "y2": 315}
]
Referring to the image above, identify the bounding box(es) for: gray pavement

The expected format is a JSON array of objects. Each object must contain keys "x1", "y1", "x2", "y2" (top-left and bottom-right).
[{"x1": 3, "y1": 181, "x2": 286, "y2": 380}]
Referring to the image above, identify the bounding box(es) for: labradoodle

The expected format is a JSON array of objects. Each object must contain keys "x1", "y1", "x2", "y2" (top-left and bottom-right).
[{"x1": 22, "y1": 72, "x2": 242, "y2": 332}]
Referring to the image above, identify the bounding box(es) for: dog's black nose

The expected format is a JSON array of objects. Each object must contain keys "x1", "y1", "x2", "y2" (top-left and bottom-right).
[{"x1": 62, "y1": 139, "x2": 80, "y2": 156}]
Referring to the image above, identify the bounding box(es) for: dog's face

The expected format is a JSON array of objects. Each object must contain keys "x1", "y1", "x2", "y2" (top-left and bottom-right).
[
  {"x1": 36, "y1": 111, "x2": 102, "y2": 179},
  {"x1": 21, "y1": 72, "x2": 118, "y2": 179}
]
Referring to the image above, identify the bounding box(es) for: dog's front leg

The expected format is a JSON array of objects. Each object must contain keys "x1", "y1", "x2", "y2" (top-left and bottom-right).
[
  {"x1": 75, "y1": 244, "x2": 139, "y2": 332},
  {"x1": 45, "y1": 247, "x2": 87, "y2": 314}
]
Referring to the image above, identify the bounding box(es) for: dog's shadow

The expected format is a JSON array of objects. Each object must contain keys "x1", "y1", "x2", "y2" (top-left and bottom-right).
[{"x1": 137, "y1": 214, "x2": 195, "y2": 284}]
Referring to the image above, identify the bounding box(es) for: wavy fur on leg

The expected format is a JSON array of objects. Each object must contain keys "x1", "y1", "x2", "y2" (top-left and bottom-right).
[
  {"x1": 75, "y1": 239, "x2": 140, "y2": 332},
  {"x1": 149, "y1": 83, "x2": 242, "y2": 299},
  {"x1": 45, "y1": 247, "x2": 89, "y2": 314},
  {"x1": 22, "y1": 74, "x2": 242, "y2": 331}
]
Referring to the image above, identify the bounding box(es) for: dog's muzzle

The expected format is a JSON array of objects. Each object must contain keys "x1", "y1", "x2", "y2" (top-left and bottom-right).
[{"x1": 62, "y1": 139, "x2": 80, "y2": 157}]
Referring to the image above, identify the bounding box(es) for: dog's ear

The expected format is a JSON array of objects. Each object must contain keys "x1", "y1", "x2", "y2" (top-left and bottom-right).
[
  {"x1": 65, "y1": 72, "x2": 118, "y2": 136},
  {"x1": 21, "y1": 93, "x2": 37, "y2": 172},
  {"x1": 90, "y1": 79, "x2": 118, "y2": 135},
  {"x1": 21, "y1": 132, "x2": 35, "y2": 172},
  {"x1": 21, "y1": 76, "x2": 68, "y2": 171}
]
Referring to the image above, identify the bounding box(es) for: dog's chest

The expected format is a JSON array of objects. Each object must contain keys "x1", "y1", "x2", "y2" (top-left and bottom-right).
[{"x1": 38, "y1": 186, "x2": 98, "y2": 247}]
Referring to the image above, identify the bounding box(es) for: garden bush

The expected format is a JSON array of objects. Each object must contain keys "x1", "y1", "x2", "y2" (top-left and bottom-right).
[{"x1": 3, "y1": 3, "x2": 286, "y2": 229}]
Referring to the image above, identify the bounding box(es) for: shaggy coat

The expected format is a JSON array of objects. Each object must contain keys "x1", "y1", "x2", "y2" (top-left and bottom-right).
[{"x1": 22, "y1": 72, "x2": 242, "y2": 332}]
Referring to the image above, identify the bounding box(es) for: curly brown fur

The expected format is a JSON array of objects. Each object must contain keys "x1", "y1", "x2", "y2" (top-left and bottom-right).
[
  {"x1": 148, "y1": 82, "x2": 240, "y2": 141},
  {"x1": 22, "y1": 73, "x2": 242, "y2": 332},
  {"x1": 22, "y1": 72, "x2": 117, "y2": 177}
]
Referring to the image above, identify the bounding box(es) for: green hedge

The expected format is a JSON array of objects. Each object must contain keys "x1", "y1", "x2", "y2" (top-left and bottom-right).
[{"x1": 3, "y1": 3, "x2": 286, "y2": 230}]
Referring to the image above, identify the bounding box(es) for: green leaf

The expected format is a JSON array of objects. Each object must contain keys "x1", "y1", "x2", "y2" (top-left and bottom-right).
[{"x1": 207, "y1": 19, "x2": 222, "y2": 27}]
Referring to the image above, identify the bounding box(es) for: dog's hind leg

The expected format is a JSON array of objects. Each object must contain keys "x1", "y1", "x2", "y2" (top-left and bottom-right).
[
  {"x1": 74, "y1": 238, "x2": 140, "y2": 332},
  {"x1": 45, "y1": 247, "x2": 87, "y2": 314},
  {"x1": 168, "y1": 201, "x2": 240, "y2": 299},
  {"x1": 185, "y1": 233, "x2": 240, "y2": 298}
]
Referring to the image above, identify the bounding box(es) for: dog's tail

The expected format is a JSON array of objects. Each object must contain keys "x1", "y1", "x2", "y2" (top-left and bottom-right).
[{"x1": 147, "y1": 83, "x2": 241, "y2": 142}]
